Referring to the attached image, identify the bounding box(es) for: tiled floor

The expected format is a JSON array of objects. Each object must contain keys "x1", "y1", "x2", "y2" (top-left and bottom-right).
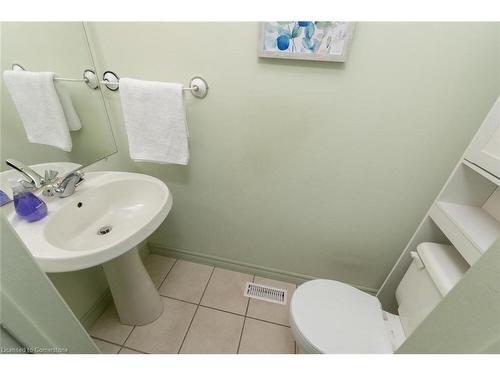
[{"x1": 89, "y1": 254, "x2": 298, "y2": 354}]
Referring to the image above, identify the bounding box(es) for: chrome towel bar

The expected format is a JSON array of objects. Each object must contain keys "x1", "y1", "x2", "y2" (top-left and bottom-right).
[
  {"x1": 54, "y1": 75, "x2": 209, "y2": 98},
  {"x1": 11, "y1": 64, "x2": 209, "y2": 98}
]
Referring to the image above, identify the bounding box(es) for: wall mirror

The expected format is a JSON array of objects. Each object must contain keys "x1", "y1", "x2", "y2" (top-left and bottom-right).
[{"x1": 0, "y1": 22, "x2": 117, "y2": 205}]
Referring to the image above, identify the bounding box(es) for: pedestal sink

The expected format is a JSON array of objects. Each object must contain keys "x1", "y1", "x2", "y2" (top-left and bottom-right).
[{"x1": 5, "y1": 171, "x2": 173, "y2": 325}]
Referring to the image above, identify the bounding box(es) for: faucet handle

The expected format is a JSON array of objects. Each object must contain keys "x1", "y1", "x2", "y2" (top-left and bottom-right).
[
  {"x1": 75, "y1": 175, "x2": 85, "y2": 187},
  {"x1": 5, "y1": 159, "x2": 44, "y2": 188},
  {"x1": 42, "y1": 184, "x2": 57, "y2": 197},
  {"x1": 70, "y1": 170, "x2": 85, "y2": 187},
  {"x1": 44, "y1": 169, "x2": 59, "y2": 183},
  {"x1": 18, "y1": 179, "x2": 36, "y2": 191}
]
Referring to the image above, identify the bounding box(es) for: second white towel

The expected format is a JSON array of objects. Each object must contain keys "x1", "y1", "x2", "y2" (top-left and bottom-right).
[{"x1": 119, "y1": 78, "x2": 189, "y2": 165}]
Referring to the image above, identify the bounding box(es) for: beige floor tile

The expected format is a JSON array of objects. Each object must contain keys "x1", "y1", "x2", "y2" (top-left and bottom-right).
[
  {"x1": 119, "y1": 348, "x2": 145, "y2": 354},
  {"x1": 238, "y1": 318, "x2": 295, "y2": 354},
  {"x1": 159, "y1": 260, "x2": 213, "y2": 303},
  {"x1": 246, "y1": 276, "x2": 296, "y2": 326},
  {"x1": 125, "y1": 297, "x2": 196, "y2": 353},
  {"x1": 201, "y1": 268, "x2": 253, "y2": 315},
  {"x1": 89, "y1": 304, "x2": 134, "y2": 345},
  {"x1": 180, "y1": 306, "x2": 244, "y2": 354},
  {"x1": 144, "y1": 255, "x2": 176, "y2": 288},
  {"x1": 93, "y1": 338, "x2": 121, "y2": 354}
]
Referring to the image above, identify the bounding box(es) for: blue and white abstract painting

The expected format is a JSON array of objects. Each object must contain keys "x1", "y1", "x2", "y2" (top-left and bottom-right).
[{"x1": 259, "y1": 22, "x2": 354, "y2": 62}]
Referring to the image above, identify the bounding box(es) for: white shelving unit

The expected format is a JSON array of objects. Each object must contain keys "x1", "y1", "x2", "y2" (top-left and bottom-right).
[
  {"x1": 430, "y1": 200, "x2": 500, "y2": 265},
  {"x1": 378, "y1": 97, "x2": 500, "y2": 318}
]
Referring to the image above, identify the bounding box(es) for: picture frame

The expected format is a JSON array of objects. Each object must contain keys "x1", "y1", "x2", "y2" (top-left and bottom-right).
[{"x1": 258, "y1": 22, "x2": 356, "y2": 62}]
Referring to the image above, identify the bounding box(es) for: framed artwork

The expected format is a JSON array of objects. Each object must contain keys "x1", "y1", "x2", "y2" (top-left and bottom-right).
[{"x1": 258, "y1": 22, "x2": 355, "y2": 62}]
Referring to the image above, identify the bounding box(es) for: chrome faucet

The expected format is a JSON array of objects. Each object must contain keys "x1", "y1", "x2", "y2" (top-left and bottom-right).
[
  {"x1": 5, "y1": 159, "x2": 57, "y2": 190},
  {"x1": 43, "y1": 170, "x2": 85, "y2": 198},
  {"x1": 4, "y1": 159, "x2": 84, "y2": 198}
]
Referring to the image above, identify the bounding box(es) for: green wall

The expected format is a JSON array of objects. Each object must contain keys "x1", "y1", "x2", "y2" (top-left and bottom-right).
[
  {"x1": 2, "y1": 23, "x2": 499, "y2": 327},
  {"x1": 88, "y1": 22, "x2": 500, "y2": 290}
]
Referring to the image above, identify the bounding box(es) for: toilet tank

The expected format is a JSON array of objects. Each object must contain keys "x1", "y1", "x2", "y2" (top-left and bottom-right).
[{"x1": 395, "y1": 242, "x2": 469, "y2": 336}]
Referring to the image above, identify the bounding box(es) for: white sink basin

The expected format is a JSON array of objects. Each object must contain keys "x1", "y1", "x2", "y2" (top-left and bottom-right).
[
  {"x1": 7, "y1": 171, "x2": 172, "y2": 272},
  {"x1": 6, "y1": 170, "x2": 172, "y2": 325}
]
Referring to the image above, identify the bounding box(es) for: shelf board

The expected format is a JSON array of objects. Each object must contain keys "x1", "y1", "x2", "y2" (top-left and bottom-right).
[
  {"x1": 429, "y1": 201, "x2": 500, "y2": 265},
  {"x1": 463, "y1": 159, "x2": 500, "y2": 186}
]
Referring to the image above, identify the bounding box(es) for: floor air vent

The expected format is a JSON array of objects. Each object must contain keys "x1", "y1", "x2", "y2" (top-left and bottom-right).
[{"x1": 244, "y1": 282, "x2": 287, "y2": 305}]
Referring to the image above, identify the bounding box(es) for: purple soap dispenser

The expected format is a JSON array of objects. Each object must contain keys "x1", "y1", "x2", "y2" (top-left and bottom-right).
[
  {"x1": 0, "y1": 189, "x2": 10, "y2": 205},
  {"x1": 12, "y1": 183, "x2": 48, "y2": 222}
]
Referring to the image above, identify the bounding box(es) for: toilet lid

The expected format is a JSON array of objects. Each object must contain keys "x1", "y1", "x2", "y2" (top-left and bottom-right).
[{"x1": 290, "y1": 279, "x2": 393, "y2": 353}]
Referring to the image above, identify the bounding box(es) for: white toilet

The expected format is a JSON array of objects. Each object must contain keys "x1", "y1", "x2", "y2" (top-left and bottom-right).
[{"x1": 290, "y1": 242, "x2": 469, "y2": 353}]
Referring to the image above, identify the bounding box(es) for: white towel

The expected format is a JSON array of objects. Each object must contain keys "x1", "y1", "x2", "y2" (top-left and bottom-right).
[
  {"x1": 54, "y1": 83, "x2": 82, "y2": 131},
  {"x1": 119, "y1": 78, "x2": 189, "y2": 165},
  {"x1": 3, "y1": 71, "x2": 73, "y2": 151}
]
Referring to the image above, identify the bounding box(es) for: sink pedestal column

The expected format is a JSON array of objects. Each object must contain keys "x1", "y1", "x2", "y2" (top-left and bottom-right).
[{"x1": 103, "y1": 246, "x2": 163, "y2": 325}]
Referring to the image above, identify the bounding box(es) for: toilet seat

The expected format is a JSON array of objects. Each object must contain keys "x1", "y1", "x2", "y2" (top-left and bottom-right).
[{"x1": 290, "y1": 279, "x2": 393, "y2": 353}]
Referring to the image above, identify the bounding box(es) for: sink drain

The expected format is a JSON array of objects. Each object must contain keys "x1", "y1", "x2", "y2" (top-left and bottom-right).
[{"x1": 97, "y1": 225, "x2": 113, "y2": 235}]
